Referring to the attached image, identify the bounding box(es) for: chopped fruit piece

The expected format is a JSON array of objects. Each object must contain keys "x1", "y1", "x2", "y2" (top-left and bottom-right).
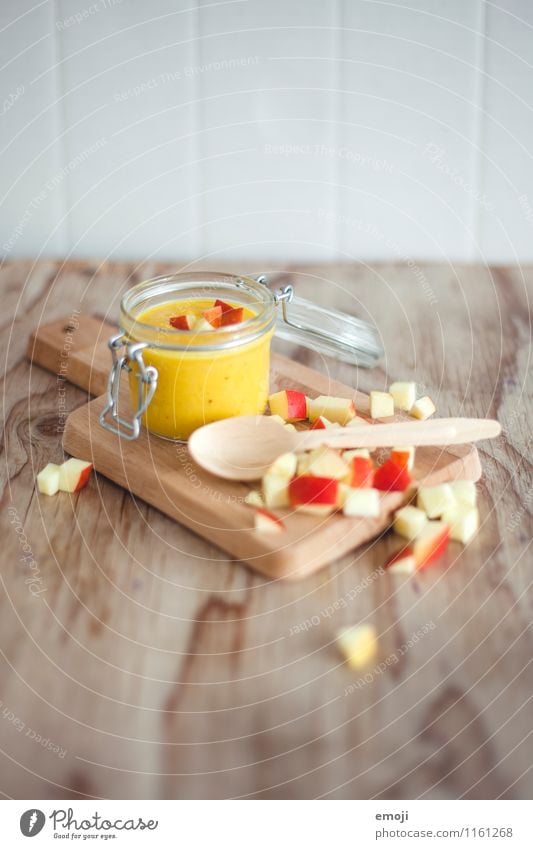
[
  {"x1": 386, "y1": 550, "x2": 416, "y2": 575},
  {"x1": 262, "y1": 473, "x2": 290, "y2": 509},
  {"x1": 58, "y1": 458, "x2": 93, "y2": 493},
  {"x1": 254, "y1": 508, "x2": 285, "y2": 534},
  {"x1": 310, "y1": 415, "x2": 337, "y2": 430},
  {"x1": 410, "y1": 396, "x2": 436, "y2": 420},
  {"x1": 306, "y1": 446, "x2": 349, "y2": 480},
  {"x1": 221, "y1": 307, "x2": 244, "y2": 326},
  {"x1": 348, "y1": 456, "x2": 375, "y2": 488},
  {"x1": 389, "y1": 381, "x2": 416, "y2": 412},
  {"x1": 169, "y1": 314, "x2": 196, "y2": 330},
  {"x1": 307, "y1": 395, "x2": 356, "y2": 425},
  {"x1": 36, "y1": 463, "x2": 60, "y2": 496},
  {"x1": 417, "y1": 484, "x2": 456, "y2": 518},
  {"x1": 374, "y1": 459, "x2": 412, "y2": 492},
  {"x1": 269, "y1": 414, "x2": 286, "y2": 425},
  {"x1": 268, "y1": 389, "x2": 308, "y2": 422},
  {"x1": 347, "y1": 416, "x2": 369, "y2": 427},
  {"x1": 194, "y1": 317, "x2": 215, "y2": 331},
  {"x1": 343, "y1": 448, "x2": 371, "y2": 462},
  {"x1": 413, "y1": 521, "x2": 449, "y2": 569},
  {"x1": 449, "y1": 480, "x2": 477, "y2": 507},
  {"x1": 342, "y1": 488, "x2": 380, "y2": 518},
  {"x1": 336, "y1": 624, "x2": 378, "y2": 669},
  {"x1": 202, "y1": 305, "x2": 223, "y2": 328},
  {"x1": 284, "y1": 423, "x2": 297, "y2": 432},
  {"x1": 288, "y1": 475, "x2": 338, "y2": 507},
  {"x1": 369, "y1": 390, "x2": 395, "y2": 419},
  {"x1": 268, "y1": 452, "x2": 298, "y2": 479},
  {"x1": 393, "y1": 505, "x2": 427, "y2": 540},
  {"x1": 244, "y1": 490, "x2": 264, "y2": 507},
  {"x1": 336, "y1": 482, "x2": 351, "y2": 509},
  {"x1": 390, "y1": 446, "x2": 415, "y2": 472},
  {"x1": 214, "y1": 298, "x2": 234, "y2": 314},
  {"x1": 442, "y1": 505, "x2": 479, "y2": 544}
]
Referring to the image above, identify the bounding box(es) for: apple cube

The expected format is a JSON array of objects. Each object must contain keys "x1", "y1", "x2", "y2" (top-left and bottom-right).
[
  {"x1": 389, "y1": 381, "x2": 416, "y2": 411},
  {"x1": 342, "y1": 488, "x2": 380, "y2": 518},
  {"x1": 347, "y1": 416, "x2": 369, "y2": 427},
  {"x1": 374, "y1": 459, "x2": 412, "y2": 492},
  {"x1": 306, "y1": 446, "x2": 349, "y2": 480},
  {"x1": 268, "y1": 451, "x2": 298, "y2": 479},
  {"x1": 268, "y1": 389, "x2": 308, "y2": 422},
  {"x1": 390, "y1": 446, "x2": 415, "y2": 472},
  {"x1": 36, "y1": 463, "x2": 60, "y2": 496},
  {"x1": 413, "y1": 521, "x2": 449, "y2": 569},
  {"x1": 449, "y1": 480, "x2": 477, "y2": 507},
  {"x1": 214, "y1": 300, "x2": 244, "y2": 326},
  {"x1": 307, "y1": 395, "x2": 356, "y2": 425},
  {"x1": 194, "y1": 317, "x2": 215, "y2": 331},
  {"x1": 202, "y1": 305, "x2": 223, "y2": 328},
  {"x1": 254, "y1": 508, "x2": 285, "y2": 534},
  {"x1": 169, "y1": 314, "x2": 196, "y2": 330},
  {"x1": 417, "y1": 483, "x2": 456, "y2": 518},
  {"x1": 244, "y1": 490, "x2": 264, "y2": 507},
  {"x1": 262, "y1": 473, "x2": 290, "y2": 509},
  {"x1": 393, "y1": 505, "x2": 427, "y2": 540},
  {"x1": 310, "y1": 415, "x2": 338, "y2": 430},
  {"x1": 347, "y1": 456, "x2": 375, "y2": 488},
  {"x1": 289, "y1": 475, "x2": 338, "y2": 508},
  {"x1": 441, "y1": 504, "x2": 479, "y2": 544},
  {"x1": 336, "y1": 624, "x2": 378, "y2": 669},
  {"x1": 343, "y1": 448, "x2": 371, "y2": 462},
  {"x1": 386, "y1": 550, "x2": 416, "y2": 575},
  {"x1": 58, "y1": 458, "x2": 93, "y2": 492},
  {"x1": 410, "y1": 396, "x2": 436, "y2": 420},
  {"x1": 369, "y1": 391, "x2": 394, "y2": 419}
]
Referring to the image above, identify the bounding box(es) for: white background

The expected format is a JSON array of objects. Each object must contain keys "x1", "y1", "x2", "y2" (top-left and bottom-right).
[{"x1": 1, "y1": 0, "x2": 533, "y2": 264}]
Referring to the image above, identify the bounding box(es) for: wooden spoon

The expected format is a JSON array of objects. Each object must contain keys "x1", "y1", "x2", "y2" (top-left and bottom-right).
[{"x1": 188, "y1": 415, "x2": 501, "y2": 481}]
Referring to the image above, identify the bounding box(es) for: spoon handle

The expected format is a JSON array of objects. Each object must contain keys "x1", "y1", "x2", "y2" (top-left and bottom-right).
[{"x1": 293, "y1": 417, "x2": 501, "y2": 451}]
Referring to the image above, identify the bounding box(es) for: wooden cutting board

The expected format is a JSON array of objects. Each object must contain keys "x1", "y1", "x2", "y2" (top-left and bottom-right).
[{"x1": 27, "y1": 315, "x2": 481, "y2": 580}]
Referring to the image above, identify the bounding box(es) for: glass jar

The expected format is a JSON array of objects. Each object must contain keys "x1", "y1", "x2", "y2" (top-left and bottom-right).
[{"x1": 100, "y1": 271, "x2": 383, "y2": 441}]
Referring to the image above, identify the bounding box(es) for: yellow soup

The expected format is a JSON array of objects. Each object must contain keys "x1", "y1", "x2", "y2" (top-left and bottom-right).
[{"x1": 129, "y1": 299, "x2": 272, "y2": 440}]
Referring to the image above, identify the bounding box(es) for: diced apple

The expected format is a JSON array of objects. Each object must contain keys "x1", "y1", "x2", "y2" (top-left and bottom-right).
[
  {"x1": 449, "y1": 480, "x2": 477, "y2": 507},
  {"x1": 36, "y1": 463, "x2": 60, "y2": 496},
  {"x1": 441, "y1": 504, "x2": 479, "y2": 544},
  {"x1": 214, "y1": 299, "x2": 244, "y2": 326},
  {"x1": 169, "y1": 314, "x2": 196, "y2": 330},
  {"x1": 389, "y1": 381, "x2": 416, "y2": 412},
  {"x1": 393, "y1": 505, "x2": 427, "y2": 540},
  {"x1": 202, "y1": 305, "x2": 223, "y2": 328},
  {"x1": 369, "y1": 391, "x2": 395, "y2": 419},
  {"x1": 347, "y1": 456, "x2": 375, "y2": 488},
  {"x1": 254, "y1": 508, "x2": 285, "y2": 534},
  {"x1": 310, "y1": 415, "x2": 338, "y2": 430},
  {"x1": 306, "y1": 446, "x2": 349, "y2": 480},
  {"x1": 386, "y1": 550, "x2": 417, "y2": 575},
  {"x1": 347, "y1": 416, "x2": 369, "y2": 427},
  {"x1": 262, "y1": 473, "x2": 290, "y2": 509},
  {"x1": 410, "y1": 395, "x2": 436, "y2": 420},
  {"x1": 336, "y1": 624, "x2": 378, "y2": 669},
  {"x1": 194, "y1": 317, "x2": 215, "y2": 331},
  {"x1": 288, "y1": 475, "x2": 338, "y2": 507},
  {"x1": 342, "y1": 488, "x2": 380, "y2": 518},
  {"x1": 336, "y1": 482, "x2": 351, "y2": 508},
  {"x1": 307, "y1": 395, "x2": 356, "y2": 425},
  {"x1": 343, "y1": 448, "x2": 371, "y2": 461},
  {"x1": 413, "y1": 521, "x2": 449, "y2": 569},
  {"x1": 374, "y1": 459, "x2": 412, "y2": 492},
  {"x1": 58, "y1": 458, "x2": 93, "y2": 492},
  {"x1": 284, "y1": 423, "x2": 297, "y2": 432},
  {"x1": 244, "y1": 490, "x2": 264, "y2": 507},
  {"x1": 268, "y1": 389, "x2": 308, "y2": 422},
  {"x1": 390, "y1": 446, "x2": 415, "y2": 472},
  {"x1": 417, "y1": 483, "x2": 456, "y2": 518},
  {"x1": 268, "y1": 452, "x2": 298, "y2": 478}
]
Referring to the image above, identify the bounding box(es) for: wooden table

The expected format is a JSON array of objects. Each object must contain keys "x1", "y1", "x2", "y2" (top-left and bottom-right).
[{"x1": 1, "y1": 259, "x2": 531, "y2": 800}]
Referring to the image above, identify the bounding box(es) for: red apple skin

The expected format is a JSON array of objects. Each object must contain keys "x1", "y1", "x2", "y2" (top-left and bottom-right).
[
  {"x1": 349, "y1": 456, "x2": 375, "y2": 488},
  {"x1": 74, "y1": 464, "x2": 93, "y2": 491},
  {"x1": 214, "y1": 299, "x2": 233, "y2": 314},
  {"x1": 221, "y1": 307, "x2": 244, "y2": 326},
  {"x1": 169, "y1": 315, "x2": 191, "y2": 330},
  {"x1": 415, "y1": 527, "x2": 450, "y2": 570},
  {"x1": 374, "y1": 459, "x2": 412, "y2": 492},
  {"x1": 310, "y1": 417, "x2": 326, "y2": 430},
  {"x1": 288, "y1": 475, "x2": 338, "y2": 506},
  {"x1": 269, "y1": 389, "x2": 308, "y2": 422},
  {"x1": 385, "y1": 546, "x2": 414, "y2": 569},
  {"x1": 255, "y1": 507, "x2": 285, "y2": 532},
  {"x1": 202, "y1": 306, "x2": 223, "y2": 327}
]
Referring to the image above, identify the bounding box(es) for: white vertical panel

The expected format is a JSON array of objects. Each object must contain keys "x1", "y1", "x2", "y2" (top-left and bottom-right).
[
  {"x1": 478, "y1": 0, "x2": 533, "y2": 262},
  {"x1": 0, "y1": 1, "x2": 67, "y2": 258},
  {"x1": 196, "y1": 0, "x2": 339, "y2": 261},
  {"x1": 338, "y1": 0, "x2": 480, "y2": 262},
  {"x1": 55, "y1": 0, "x2": 199, "y2": 261}
]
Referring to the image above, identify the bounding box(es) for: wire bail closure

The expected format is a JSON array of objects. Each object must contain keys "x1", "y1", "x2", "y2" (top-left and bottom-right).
[{"x1": 99, "y1": 333, "x2": 158, "y2": 440}]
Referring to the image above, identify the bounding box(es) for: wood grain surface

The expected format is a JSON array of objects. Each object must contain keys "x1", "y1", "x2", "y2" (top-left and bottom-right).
[{"x1": 0, "y1": 259, "x2": 531, "y2": 800}]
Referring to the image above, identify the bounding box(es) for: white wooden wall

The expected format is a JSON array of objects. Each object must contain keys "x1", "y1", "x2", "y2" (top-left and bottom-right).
[{"x1": 1, "y1": 0, "x2": 532, "y2": 264}]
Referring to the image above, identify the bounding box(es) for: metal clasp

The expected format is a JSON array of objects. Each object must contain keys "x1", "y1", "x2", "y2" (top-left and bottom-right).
[{"x1": 99, "y1": 333, "x2": 158, "y2": 440}]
